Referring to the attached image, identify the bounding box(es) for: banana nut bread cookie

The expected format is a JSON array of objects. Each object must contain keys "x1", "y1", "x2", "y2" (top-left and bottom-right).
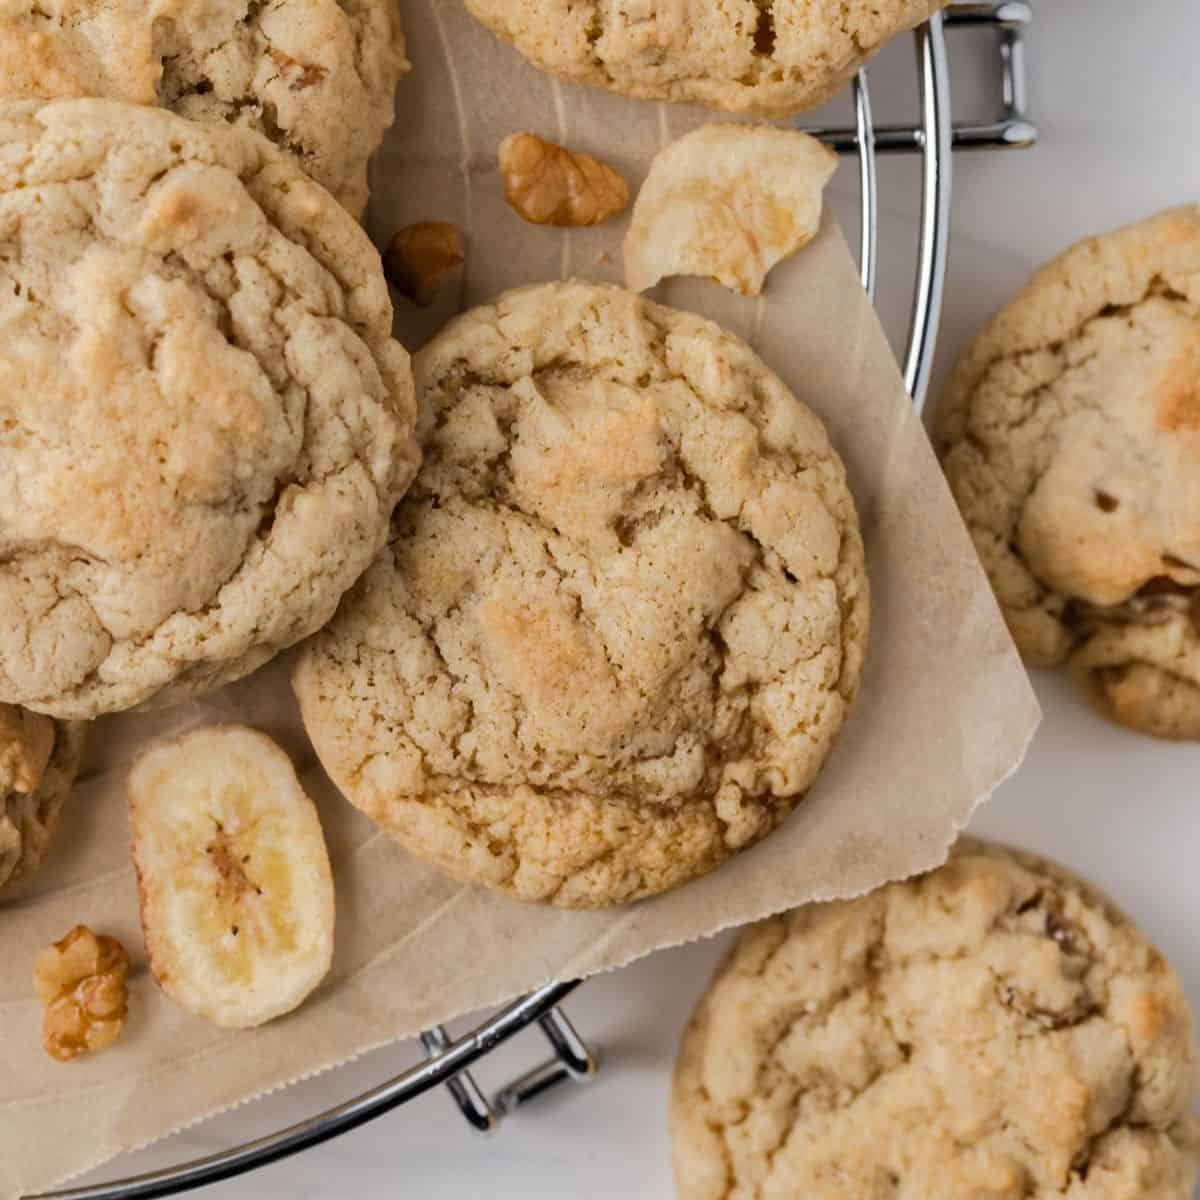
[
  {"x1": 0, "y1": 98, "x2": 418, "y2": 718},
  {"x1": 0, "y1": 0, "x2": 407, "y2": 215},
  {"x1": 0, "y1": 705, "x2": 86, "y2": 895},
  {"x1": 295, "y1": 281, "x2": 868, "y2": 908},
  {"x1": 936, "y1": 208, "x2": 1200, "y2": 739},
  {"x1": 672, "y1": 840, "x2": 1200, "y2": 1200},
  {"x1": 464, "y1": 0, "x2": 948, "y2": 119}
]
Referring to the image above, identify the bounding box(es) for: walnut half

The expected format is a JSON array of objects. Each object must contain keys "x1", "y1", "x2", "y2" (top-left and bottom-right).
[
  {"x1": 33, "y1": 925, "x2": 130, "y2": 1062},
  {"x1": 498, "y1": 133, "x2": 629, "y2": 227}
]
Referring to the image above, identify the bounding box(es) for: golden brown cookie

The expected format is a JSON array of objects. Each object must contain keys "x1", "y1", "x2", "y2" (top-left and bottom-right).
[
  {"x1": 295, "y1": 281, "x2": 868, "y2": 908},
  {"x1": 0, "y1": 706, "x2": 86, "y2": 895},
  {"x1": 0, "y1": 98, "x2": 418, "y2": 718},
  {"x1": 0, "y1": 0, "x2": 407, "y2": 215},
  {"x1": 672, "y1": 840, "x2": 1200, "y2": 1200},
  {"x1": 464, "y1": 0, "x2": 947, "y2": 119},
  {"x1": 936, "y1": 207, "x2": 1200, "y2": 738}
]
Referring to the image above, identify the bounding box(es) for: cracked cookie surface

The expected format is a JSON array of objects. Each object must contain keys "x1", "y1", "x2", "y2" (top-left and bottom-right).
[
  {"x1": 0, "y1": 0, "x2": 407, "y2": 215},
  {"x1": 672, "y1": 840, "x2": 1200, "y2": 1200},
  {"x1": 464, "y1": 0, "x2": 947, "y2": 119},
  {"x1": 0, "y1": 98, "x2": 417, "y2": 718},
  {"x1": 0, "y1": 705, "x2": 86, "y2": 894},
  {"x1": 936, "y1": 207, "x2": 1200, "y2": 739},
  {"x1": 294, "y1": 281, "x2": 867, "y2": 908}
]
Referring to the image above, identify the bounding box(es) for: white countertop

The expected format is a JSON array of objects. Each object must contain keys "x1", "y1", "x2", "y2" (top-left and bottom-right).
[{"x1": 79, "y1": 2, "x2": 1200, "y2": 1195}]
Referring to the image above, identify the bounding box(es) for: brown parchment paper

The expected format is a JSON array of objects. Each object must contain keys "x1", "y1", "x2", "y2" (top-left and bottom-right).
[{"x1": 0, "y1": 3, "x2": 1040, "y2": 1195}]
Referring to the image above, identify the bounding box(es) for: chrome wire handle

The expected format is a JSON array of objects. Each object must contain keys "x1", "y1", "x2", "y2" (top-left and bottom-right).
[
  {"x1": 852, "y1": 70, "x2": 879, "y2": 302},
  {"x1": 810, "y1": 1, "x2": 1038, "y2": 406},
  {"x1": 904, "y1": 12, "x2": 954, "y2": 407},
  {"x1": 26, "y1": 7, "x2": 1037, "y2": 1197},
  {"x1": 809, "y1": 1, "x2": 1036, "y2": 155},
  {"x1": 841, "y1": 16, "x2": 951, "y2": 407},
  {"x1": 32, "y1": 982, "x2": 594, "y2": 1200}
]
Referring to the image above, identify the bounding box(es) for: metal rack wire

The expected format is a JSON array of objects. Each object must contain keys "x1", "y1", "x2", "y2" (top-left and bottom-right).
[{"x1": 31, "y1": 6, "x2": 1036, "y2": 1197}]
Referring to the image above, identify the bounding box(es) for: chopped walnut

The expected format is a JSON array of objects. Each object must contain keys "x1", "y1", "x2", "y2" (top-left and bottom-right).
[
  {"x1": 34, "y1": 926, "x2": 130, "y2": 1062},
  {"x1": 270, "y1": 49, "x2": 328, "y2": 90},
  {"x1": 498, "y1": 133, "x2": 629, "y2": 227},
  {"x1": 382, "y1": 221, "x2": 465, "y2": 307}
]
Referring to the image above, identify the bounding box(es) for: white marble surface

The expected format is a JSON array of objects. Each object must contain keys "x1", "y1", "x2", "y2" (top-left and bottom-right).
[{"x1": 79, "y1": 2, "x2": 1200, "y2": 1195}]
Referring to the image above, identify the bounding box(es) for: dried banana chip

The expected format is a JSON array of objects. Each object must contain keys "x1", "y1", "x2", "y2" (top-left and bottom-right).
[
  {"x1": 624, "y1": 124, "x2": 837, "y2": 296},
  {"x1": 129, "y1": 725, "x2": 334, "y2": 1029}
]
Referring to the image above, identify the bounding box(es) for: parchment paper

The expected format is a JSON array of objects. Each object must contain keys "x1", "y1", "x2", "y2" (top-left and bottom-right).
[{"x1": 0, "y1": 3, "x2": 1040, "y2": 1195}]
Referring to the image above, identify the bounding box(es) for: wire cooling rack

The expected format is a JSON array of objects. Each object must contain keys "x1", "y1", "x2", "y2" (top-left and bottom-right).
[{"x1": 32, "y1": 6, "x2": 1037, "y2": 1197}]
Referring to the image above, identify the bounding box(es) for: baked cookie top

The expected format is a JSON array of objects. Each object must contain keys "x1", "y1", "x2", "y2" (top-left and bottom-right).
[
  {"x1": 0, "y1": 705, "x2": 86, "y2": 894},
  {"x1": 0, "y1": 98, "x2": 417, "y2": 718},
  {"x1": 295, "y1": 281, "x2": 868, "y2": 908},
  {"x1": 672, "y1": 841, "x2": 1200, "y2": 1200},
  {"x1": 936, "y1": 208, "x2": 1200, "y2": 739},
  {"x1": 464, "y1": 0, "x2": 946, "y2": 119},
  {"x1": 0, "y1": 0, "x2": 407, "y2": 215}
]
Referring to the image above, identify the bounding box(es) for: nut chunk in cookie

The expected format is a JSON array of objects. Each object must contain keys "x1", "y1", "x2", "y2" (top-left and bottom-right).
[
  {"x1": 936, "y1": 207, "x2": 1200, "y2": 739},
  {"x1": 672, "y1": 841, "x2": 1200, "y2": 1200},
  {"x1": 0, "y1": 99, "x2": 417, "y2": 718},
  {"x1": 295, "y1": 281, "x2": 868, "y2": 908}
]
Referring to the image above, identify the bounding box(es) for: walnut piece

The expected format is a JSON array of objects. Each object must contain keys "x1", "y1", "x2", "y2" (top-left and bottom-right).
[
  {"x1": 270, "y1": 49, "x2": 328, "y2": 90},
  {"x1": 33, "y1": 925, "x2": 130, "y2": 1062},
  {"x1": 383, "y1": 221, "x2": 465, "y2": 307},
  {"x1": 498, "y1": 133, "x2": 629, "y2": 227}
]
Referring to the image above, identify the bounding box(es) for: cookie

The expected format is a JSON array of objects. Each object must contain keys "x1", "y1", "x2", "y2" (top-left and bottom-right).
[
  {"x1": 0, "y1": 706, "x2": 86, "y2": 895},
  {"x1": 0, "y1": 0, "x2": 407, "y2": 215},
  {"x1": 936, "y1": 208, "x2": 1200, "y2": 739},
  {"x1": 464, "y1": 0, "x2": 947, "y2": 119},
  {"x1": 0, "y1": 98, "x2": 418, "y2": 718},
  {"x1": 672, "y1": 840, "x2": 1200, "y2": 1200},
  {"x1": 294, "y1": 281, "x2": 868, "y2": 908}
]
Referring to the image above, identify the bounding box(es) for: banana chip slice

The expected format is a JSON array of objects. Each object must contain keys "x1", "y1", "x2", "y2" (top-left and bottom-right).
[
  {"x1": 129, "y1": 725, "x2": 334, "y2": 1029},
  {"x1": 624, "y1": 124, "x2": 838, "y2": 296}
]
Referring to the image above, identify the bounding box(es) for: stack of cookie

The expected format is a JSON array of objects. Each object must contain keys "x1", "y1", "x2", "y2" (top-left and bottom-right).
[
  {"x1": 0, "y1": 0, "x2": 900, "y2": 916},
  {"x1": 0, "y1": 4, "x2": 882, "y2": 1072}
]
